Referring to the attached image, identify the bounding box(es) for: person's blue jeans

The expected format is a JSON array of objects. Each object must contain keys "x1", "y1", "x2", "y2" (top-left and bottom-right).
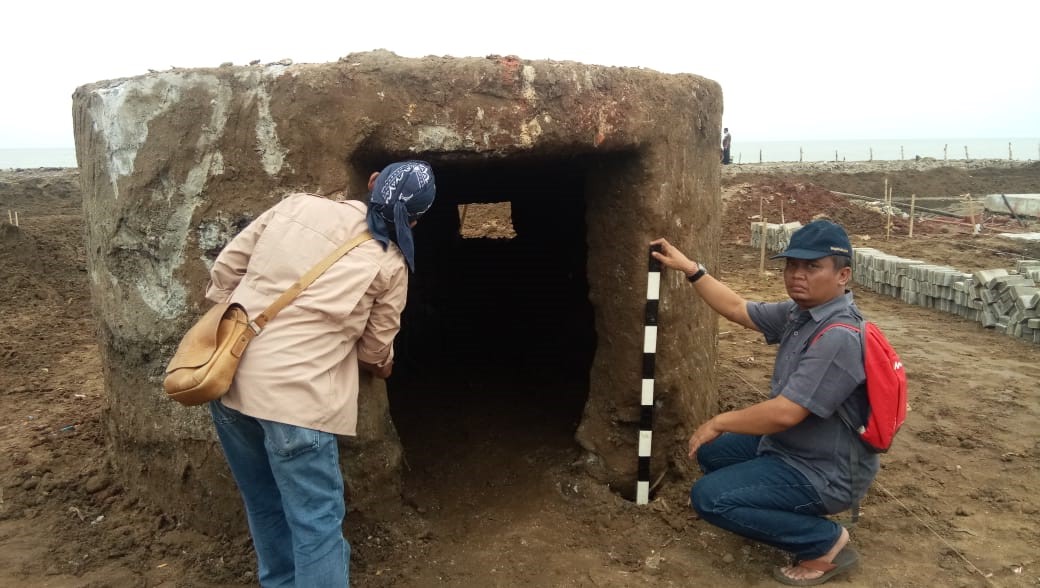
[
  {"x1": 210, "y1": 400, "x2": 350, "y2": 587},
  {"x1": 690, "y1": 433, "x2": 841, "y2": 561}
]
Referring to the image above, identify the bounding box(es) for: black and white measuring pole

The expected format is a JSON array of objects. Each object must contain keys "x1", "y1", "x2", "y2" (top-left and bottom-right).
[{"x1": 637, "y1": 244, "x2": 662, "y2": 505}]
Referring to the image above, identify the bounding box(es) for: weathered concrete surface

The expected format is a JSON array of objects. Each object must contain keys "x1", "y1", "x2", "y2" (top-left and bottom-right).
[
  {"x1": 73, "y1": 50, "x2": 722, "y2": 531},
  {"x1": 983, "y1": 193, "x2": 1040, "y2": 219}
]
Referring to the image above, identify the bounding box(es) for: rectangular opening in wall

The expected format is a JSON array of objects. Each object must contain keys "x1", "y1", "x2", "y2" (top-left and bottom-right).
[
  {"x1": 457, "y1": 203, "x2": 515, "y2": 239},
  {"x1": 385, "y1": 155, "x2": 597, "y2": 498}
]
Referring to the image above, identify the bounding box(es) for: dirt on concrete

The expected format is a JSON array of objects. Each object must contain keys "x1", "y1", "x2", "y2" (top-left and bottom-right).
[{"x1": 1, "y1": 163, "x2": 1039, "y2": 587}]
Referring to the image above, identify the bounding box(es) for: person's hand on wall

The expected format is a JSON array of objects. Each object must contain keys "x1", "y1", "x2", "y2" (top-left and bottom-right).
[{"x1": 650, "y1": 238, "x2": 699, "y2": 276}]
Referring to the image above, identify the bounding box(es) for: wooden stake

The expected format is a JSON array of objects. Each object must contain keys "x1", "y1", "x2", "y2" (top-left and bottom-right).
[
  {"x1": 944, "y1": 144, "x2": 948, "y2": 161},
  {"x1": 7, "y1": 210, "x2": 11, "y2": 224},
  {"x1": 966, "y1": 194, "x2": 977, "y2": 233},
  {"x1": 835, "y1": 149, "x2": 839, "y2": 162},
  {"x1": 759, "y1": 219, "x2": 768, "y2": 274},
  {"x1": 14, "y1": 211, "x2": 19, "y2": 227},
  {"x1": 964, "y1": 145, "x2": 969, "y2": 160},
  {"x1": 1008, "y1": 142, "x2": 1013, "y2": 161},
  {"x1": 885, "y1": 186, "x2": 892, "y2": 241},
  {"x1": 799, "y1": 147, "x2": 803, "y2": 162},
  {"x1": 780, "y1": 199, "x2": 785, "y2": 224},
  {"x1": 759, "y1": 149, "x2": 762, "y2": 164},
  {"x1": 869, "y1": 147, "x2": 873, "y2": 162},
  {"x1": 908, "y1": 194, "x2": 916, "y2": 238},
  {"x1": 900, "y1": 145, "x2": 904, "y2": 160}
]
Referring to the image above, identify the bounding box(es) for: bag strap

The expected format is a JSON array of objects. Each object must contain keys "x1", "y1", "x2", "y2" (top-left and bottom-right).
[
  {"x1": 812, "y1": 318, "x2": 869, "y2": 525},
  {"x1": 248, "y1": 231, "x2": 373, "y2": 333}
]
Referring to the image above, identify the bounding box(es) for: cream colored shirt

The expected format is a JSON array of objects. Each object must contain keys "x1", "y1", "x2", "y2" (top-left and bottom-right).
[{"x1": 206, "y1": 193, "x2": 408, "y2": 435}]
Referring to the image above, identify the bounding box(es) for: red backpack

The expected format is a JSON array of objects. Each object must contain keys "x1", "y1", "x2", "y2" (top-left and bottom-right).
[{"x1": 811, "y1": 320, "x2": 908, "y2": 453}]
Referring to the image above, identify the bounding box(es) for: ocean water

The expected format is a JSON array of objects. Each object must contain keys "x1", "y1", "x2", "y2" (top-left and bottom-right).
[
  {"x1": 731, "y1": 137, "x2": 1040, "y2": 164},
  {"x1": 3, "y1": 139, "x2": 1040, "y2": 168},
  {"x1": 1, "y1": 148, "x2": 78, "y2": 169}
]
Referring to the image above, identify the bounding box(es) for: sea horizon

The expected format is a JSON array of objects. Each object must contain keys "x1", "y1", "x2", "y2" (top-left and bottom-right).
[
  {"x1": 3, "y1": 137, "x2": 1039, "y2": 169},
  {"x1": 730, "y1": 137, "x2": 1040, "y2": 164}
]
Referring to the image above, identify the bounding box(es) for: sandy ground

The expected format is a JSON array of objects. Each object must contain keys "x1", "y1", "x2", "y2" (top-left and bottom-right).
[{"x1": 1, "y1": 163, "x2": 1039, "y2": 587}]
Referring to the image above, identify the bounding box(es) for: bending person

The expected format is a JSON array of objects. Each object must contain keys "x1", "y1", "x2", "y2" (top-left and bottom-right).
[{"x1": 205, "y1": 161, "x2": 436, "y2": 587}]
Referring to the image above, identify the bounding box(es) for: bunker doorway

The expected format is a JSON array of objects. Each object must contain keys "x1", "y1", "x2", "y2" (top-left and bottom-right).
[{"x1": 386, "y1": 158, "x2": 597, "y2": 493}]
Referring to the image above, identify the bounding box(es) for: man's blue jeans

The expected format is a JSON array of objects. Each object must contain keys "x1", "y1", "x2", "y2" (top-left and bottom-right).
[
  {"x1": 210, "y1": 400, "x2": 350, "y2": 587},
  {"x1": 690, "y1": 433, "x2": 841, "y2": 561}
]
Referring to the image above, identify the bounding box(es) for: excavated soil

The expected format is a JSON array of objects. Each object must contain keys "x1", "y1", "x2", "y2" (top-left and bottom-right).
[{"x1": 1, "y1": 162, "x2": 1039, "y2": 587}]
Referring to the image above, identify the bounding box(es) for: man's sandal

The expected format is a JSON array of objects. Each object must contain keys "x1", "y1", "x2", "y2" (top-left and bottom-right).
[{"x1": 772, "y1": 547, "x2": 859, "y2": 586}]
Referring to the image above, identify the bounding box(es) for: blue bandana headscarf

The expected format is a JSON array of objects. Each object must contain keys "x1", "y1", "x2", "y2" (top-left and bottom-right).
[{"x1": 366, "y1": 160, "x2": 436, "y2": 272}]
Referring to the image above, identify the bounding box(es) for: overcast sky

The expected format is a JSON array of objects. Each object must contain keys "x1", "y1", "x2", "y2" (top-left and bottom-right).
[{"x1": 3, "y1": 0, "x2": 1038, "y2": 148}]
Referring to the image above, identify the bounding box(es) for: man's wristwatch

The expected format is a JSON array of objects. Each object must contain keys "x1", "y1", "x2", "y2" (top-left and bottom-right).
[{"x1": 686, "y1": 263, "x2": 708, "y2": 283}]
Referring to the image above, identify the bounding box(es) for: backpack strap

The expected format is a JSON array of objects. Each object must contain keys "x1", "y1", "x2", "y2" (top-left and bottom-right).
[
  {"x1": 810, "y1": 321, "x2": 859, "y2": 346},
  {"x1": 810, "y1": 318, "x2": 868, "y2": 525}
]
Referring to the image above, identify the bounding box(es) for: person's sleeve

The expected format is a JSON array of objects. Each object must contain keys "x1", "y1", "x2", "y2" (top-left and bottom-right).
[
  {"x1": 356, "y1": 264, "x2": 409, "y2": 367},
  {"x1": 781, "y1": 327, "x2": 865, "y2": 418},
  {"x1": 746, "y1": 300, "x2": 794, "y2": 344},
  {"x1": 204, "y1": 208, "x2": 275, "y2": 303}
]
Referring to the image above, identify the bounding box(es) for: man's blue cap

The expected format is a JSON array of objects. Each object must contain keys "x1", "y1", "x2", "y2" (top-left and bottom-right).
[{"x1": 770, "y1": 219, "x2": 852, "y2": 260}]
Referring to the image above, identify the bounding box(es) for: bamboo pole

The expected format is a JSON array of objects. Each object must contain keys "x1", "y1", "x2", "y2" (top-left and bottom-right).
[
  {"x1": 780, "y1": 199, "x2": 785, "y2": 224},
  {"x1": 759, "y1": 218, "x2": 768, "y2": 274},
  {"x1": 1001, "y1": 193, "x2": 1027, "y2": 227},
  {"x1": 881, "y1": 180, "x2": 888, "y2": 240},
  {"x1": 908, "y1": 194, "x2": 916, "y2": 238},
  {"x1": 885, "y1": 186, "x2": 892, "y2": 241},
  {"x1": 966, "y1": 193, "x2": 977, "y2": 234},
  {"x1": 14, "y1": 211, "x2": 19, "y2": 227}
]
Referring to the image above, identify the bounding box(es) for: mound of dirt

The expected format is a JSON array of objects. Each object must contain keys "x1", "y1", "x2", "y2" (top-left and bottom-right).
[
  {"x1": 724, "y1": 160, "x2": 1040, "y2": 204},
  {"x1": 0, "y1": 222, "x2": 38, "y2": 264},
  {"x1": 0, "y1": 169, "x2": 81, "y2": 216},
  {"x1": 722, "y1": 180, "x2": 921, "y2": 242}
]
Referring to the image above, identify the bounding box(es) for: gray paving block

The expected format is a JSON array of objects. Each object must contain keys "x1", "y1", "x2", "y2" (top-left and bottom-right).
[{"x1": 973, "y1": 268, "x2": 1009, "y2": 288}]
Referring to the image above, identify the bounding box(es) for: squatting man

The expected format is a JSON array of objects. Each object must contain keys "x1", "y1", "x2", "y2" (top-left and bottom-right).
[{"x1": 651, "y1": 220, "x2": 876, "y2": 586}]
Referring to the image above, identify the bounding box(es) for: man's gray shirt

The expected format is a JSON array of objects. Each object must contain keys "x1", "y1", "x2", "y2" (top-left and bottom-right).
[{"x1": 746, "y1": 291, "x2": 880, "y2": 513}]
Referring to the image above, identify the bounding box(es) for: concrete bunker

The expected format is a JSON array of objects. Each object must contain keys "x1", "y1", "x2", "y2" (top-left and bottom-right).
[{"x1": 72, "y1": 51, "x2": 723, "y2": 534}]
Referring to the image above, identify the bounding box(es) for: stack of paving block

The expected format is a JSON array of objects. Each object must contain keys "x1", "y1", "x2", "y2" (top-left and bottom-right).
[
  {"x1": 852, "y1": 248, "x2": 1040, "y2": 345},
  {"x1": 971, "y1": 261, "x2": 1040, "y2": 343},
  {"x1": 853, "y1": 248, "x2": 974, "y2": 313},
  {"x1": 750, "y1": 221, "x2": 802, "y2": 253}
]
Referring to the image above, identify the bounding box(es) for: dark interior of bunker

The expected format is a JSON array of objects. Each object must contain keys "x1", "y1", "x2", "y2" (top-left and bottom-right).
[{"x1": 359, "y1": 156, "x2": 599, "y2": 484}]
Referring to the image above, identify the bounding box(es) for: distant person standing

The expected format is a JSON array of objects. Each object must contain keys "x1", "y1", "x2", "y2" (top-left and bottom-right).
[{"x1": 721, "y1": 128, "x2": 732, "y2": 165}]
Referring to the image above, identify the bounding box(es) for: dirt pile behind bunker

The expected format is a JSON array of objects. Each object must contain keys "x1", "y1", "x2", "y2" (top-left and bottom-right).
[{"x1": 721, "y1": 180, "x2": 922, "y2": 241}]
